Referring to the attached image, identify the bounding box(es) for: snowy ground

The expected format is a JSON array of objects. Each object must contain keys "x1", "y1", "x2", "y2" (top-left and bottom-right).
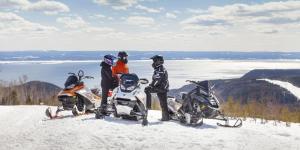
[{"x1": 0, "y1": 106, "x2": 299, "y2": 150}]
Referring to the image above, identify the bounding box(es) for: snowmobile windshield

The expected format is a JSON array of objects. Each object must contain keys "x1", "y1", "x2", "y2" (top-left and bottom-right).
[
  {"x1": 64, "y1": 75, "x2": 79, "y2": 89},
  {"x1": 196, "y1": 81, "x2": 211, "y2": 95},
  {"x1": 120, "y1": 74, "x2": 139, "y2": 92}
]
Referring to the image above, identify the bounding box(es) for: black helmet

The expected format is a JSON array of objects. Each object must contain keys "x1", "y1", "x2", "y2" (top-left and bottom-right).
[
  {"x1": 150, "y1": 55, "x2": 164, "y2": 68},
  {"x1": 118, "y1": 51, "x2": 128, "y2": 64},
  {"x1": 118, "y1": 51, "x2": 128, "y2": 58},
  {"x1": 103, "y1": 54, "x2": 116, "y2": 66}
]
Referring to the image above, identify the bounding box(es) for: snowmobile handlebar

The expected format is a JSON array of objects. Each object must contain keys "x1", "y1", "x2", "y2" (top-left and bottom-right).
[
  {"x1": 68, "y1": 71, "x2": 93, "y2": 80},
  {"x1": 186, "y1": 80, "x2": 215, "y2": 89},
  {"x1": 186, "y1": 80, "x2": 212, "y2": 92},
  {"x1": 68, "y1": 72, "x2": 76, "y2": 76},
  {"x1": 186, "y1": 80, "x2": 198, "y2": 84},
  {"x1": 139, "y1": 78, "x2": 149, "y2": 84},
  {"x1": 83, "y1": 76, "x2": 94, "y2": 79}
]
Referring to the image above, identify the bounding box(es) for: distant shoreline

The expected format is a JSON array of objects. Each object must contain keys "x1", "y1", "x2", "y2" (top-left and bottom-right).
[
  {"x1": 1, "y1": 59, "x2": 300, "y2": 64},
  {"x1": 1, "y1": 51, "x2": 300, "y2": 61}
]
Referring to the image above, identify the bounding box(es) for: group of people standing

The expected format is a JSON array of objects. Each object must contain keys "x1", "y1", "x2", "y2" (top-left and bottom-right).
[{"x1": 99, "y1": 51, "x2": 170, "y2": 121}]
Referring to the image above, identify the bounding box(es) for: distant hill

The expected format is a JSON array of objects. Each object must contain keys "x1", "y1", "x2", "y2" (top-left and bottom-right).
[
  {"x1": 241, "y1": 69, "x2": 300, "y2": 80},
  {"x1": 0, "y1": 81, "x2": 61, "y2": 105},
  {"x1": 169, "y1": 69, "x2": 300, "y2": 107},
  {"x1": 19, "y1": 81, "x2": 61, "y2": 93}
]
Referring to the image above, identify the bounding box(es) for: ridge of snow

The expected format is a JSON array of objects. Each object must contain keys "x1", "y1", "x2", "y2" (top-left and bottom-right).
[{"x1": 259, "y1": 79, "x2": 300, "y2": 100}]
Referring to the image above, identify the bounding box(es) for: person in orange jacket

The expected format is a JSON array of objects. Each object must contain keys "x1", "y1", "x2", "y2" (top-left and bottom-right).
[{"x1": 112, "y1": 51, "x2": 129, "y2": 78}]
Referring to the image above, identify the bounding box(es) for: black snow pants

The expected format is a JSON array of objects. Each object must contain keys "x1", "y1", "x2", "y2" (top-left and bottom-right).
[
  {"x1": 144, "y1": 86, "x2": 169, "y2": 120},
  {"x1": 101, "y1": 87, "x2": 109, "y2": 106}
]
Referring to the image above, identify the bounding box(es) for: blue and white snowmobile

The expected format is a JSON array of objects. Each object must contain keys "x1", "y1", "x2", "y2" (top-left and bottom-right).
[{"x1": 95, "y1": 73, "x2": 149, "y2": 126}]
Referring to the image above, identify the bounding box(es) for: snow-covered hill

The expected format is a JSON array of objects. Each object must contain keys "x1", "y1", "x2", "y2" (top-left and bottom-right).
[
  {"x1": 0, "y1": 106, "x2": 299, "y2": 150},
  {"x1": 260, "y1": 79, "x2": 300, "y2": 100}
]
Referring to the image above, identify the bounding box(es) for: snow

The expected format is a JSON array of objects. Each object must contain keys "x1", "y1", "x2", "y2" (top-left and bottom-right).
[
  {"x1": 0, "y1": 106, "x2": 299, "y2": 150},
  {"x1": 259, "y1": 79, "x2": 300, "y2": 100}
]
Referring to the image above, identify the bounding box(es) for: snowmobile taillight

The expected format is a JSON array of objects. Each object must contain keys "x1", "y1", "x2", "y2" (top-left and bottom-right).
[{"x1": 108, "y1": 90, "x2": 113, "y2": 97}]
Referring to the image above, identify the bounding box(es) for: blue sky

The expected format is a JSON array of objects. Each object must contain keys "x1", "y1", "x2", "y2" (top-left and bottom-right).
[{"x1": 0, "y1": 0, "x2": 299, "y2": 51}]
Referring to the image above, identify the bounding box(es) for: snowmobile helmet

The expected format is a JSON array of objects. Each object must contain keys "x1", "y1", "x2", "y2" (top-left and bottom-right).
[
  {"x1": 150, "y1": 55, "x2": 164, "y2": 68},
  {"x1": 118, "y1": 51, "x2": 128, "y2": 64},
  {"x1": 103, "y1": 54, "x2": 116, "y2": 66}
]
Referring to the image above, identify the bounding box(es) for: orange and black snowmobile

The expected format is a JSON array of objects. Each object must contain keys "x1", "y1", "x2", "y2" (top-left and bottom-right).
[{"x1": 45, "y1": 70, "x2": 101, "y2": 119}]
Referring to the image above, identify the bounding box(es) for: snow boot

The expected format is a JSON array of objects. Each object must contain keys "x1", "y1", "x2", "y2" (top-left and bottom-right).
[
  {"x1": 160, "y1": 111, "x2": 170, "y2": 121},
  {"x1": 95, "y1": 105, "x2": 107, "y2": 119}
]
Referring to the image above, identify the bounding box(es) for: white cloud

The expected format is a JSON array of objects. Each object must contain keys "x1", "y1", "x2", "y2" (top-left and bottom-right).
[
  {"x1": 126, "y1": 16, "x2": 155, "y2": 27},
  {"x1": 0, "y1": 0, "x2": 30, "y2": 8},
  {"x1": 90, "y1": 14, "x2": 106, "y2": 19},
  {"x1": 181, "y1": 15, "x2": 231, "y2": 26},
  {"x1": 23, "y1": 0, "x2": 70, "y2": 14},
  {"x1": 57, "y1": 16, "x2": 88, "y2": 29},
  {"x1": 166, "y1": 12, "x2": 177, "y2": 19},
  {"x1": 56, "y1": 16, "x2": 115, "y2": 34},
  {"x1": 93, "y1": 0, "x2": 109, "y2": 5},
  {"x1": 93, "y1": 0, "x2": 138, "y2": 10},
  {"x1": 135, "y1": 4, "x2": 160, "y2": 13},
  {"x1": 172, "y1": 10, "x2": 181, "y2": 14},
  {"x1": 0, "y1": 12, "x2": 57, "y2": 35},
  {"x1": 182, "y1": 1, "x2": 300, "y2": 34},
  {"x1": 89, "y1": 14, "x2": 115, "y2": 21},
  {"x1": 0, "y1": 0, "x2": 69, "y2": 14},
  {"x1": 186, "y1": 8, "x2": 206, "y2": 14}
]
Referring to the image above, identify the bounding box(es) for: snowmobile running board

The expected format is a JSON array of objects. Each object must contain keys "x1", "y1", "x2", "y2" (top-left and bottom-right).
[{"x1": 217, "y1": 118, "x2": 243, "y2": 128}]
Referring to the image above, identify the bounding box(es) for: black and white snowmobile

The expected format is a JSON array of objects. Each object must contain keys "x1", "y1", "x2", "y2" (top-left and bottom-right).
[
  {"x1": 167, "y1": 80, "x2": 242, "y2": 128},
  {"x1": 45, "y1": 70, "x2": 101, "y2": 119},
  {"x1": 95, "y1": 73, "x2": 149, "y2": 126}
]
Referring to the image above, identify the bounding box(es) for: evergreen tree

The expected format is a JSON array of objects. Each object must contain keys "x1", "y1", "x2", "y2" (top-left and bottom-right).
[
  {"x1": 26, "y1": 95, "x2": 33, "y2": 105},
  {"x1": 11, "y1": 90, "x2": 20, "y2": 105}
]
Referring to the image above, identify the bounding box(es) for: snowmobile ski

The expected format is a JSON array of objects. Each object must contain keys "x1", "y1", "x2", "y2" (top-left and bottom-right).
[
  {"x1": 217, "y1": 118, "x2": 242, "y2": 128},
  {"x1": 72, "y1": 105, "x2": 86, "y2": 116},
  {"x1": 45, "y1": 107, "x2": 64, "y2": 119}
]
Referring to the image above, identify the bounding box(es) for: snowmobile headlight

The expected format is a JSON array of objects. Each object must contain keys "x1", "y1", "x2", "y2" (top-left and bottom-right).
[
  {"x1": 209, "y1": 99, "x2": 216, "y2": 106},
  {"x1": 127, "y1": 85, "x2": 135, "y2": 91},
  {"x1": 66, "y1": 84, "x2": 75, "y2": 89},
  {"x1": 120, "y1": 85, "x2": 126, "y2": 90}
]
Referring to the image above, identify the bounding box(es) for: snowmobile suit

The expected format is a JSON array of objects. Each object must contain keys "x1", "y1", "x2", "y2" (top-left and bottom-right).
[
  {"x1": 145, "y1": 65, "x2": 170, "y2": 120},
  {"x1": 112, "y1": 60, "x2": 129, "y2": 77},
  {"x1": 100, "y1": 62, "x2": 114, "y2": 106}
]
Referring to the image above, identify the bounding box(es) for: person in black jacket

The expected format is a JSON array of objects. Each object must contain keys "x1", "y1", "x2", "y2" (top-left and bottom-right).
[
  {"x1": 99, "y1": 54, "x2": 117, "y2": 114},
  {"x1": 144, "y1": 55, "x2": 170, "y2": 121}
]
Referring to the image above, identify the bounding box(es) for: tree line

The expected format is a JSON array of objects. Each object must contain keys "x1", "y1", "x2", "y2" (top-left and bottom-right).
[
  {"x1": 0, "y1": 75, "x2": 58, "y2": 106},
  {"x1": 222, "y1": 96, "x2": 300, "y2": 124}
]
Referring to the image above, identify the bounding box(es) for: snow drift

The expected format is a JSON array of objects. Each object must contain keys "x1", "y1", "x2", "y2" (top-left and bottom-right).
[{"x1": 0, "y1": 106, "x2": 299, "y2": 150}]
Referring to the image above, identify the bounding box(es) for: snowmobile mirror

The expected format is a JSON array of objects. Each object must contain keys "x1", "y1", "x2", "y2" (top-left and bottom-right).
[
  {"x1": 78, "y1": 70, "x2": 84, "y2": 77},
  {"x1": 139, "y1": 78, "x2": 149, "y2": 84}
]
